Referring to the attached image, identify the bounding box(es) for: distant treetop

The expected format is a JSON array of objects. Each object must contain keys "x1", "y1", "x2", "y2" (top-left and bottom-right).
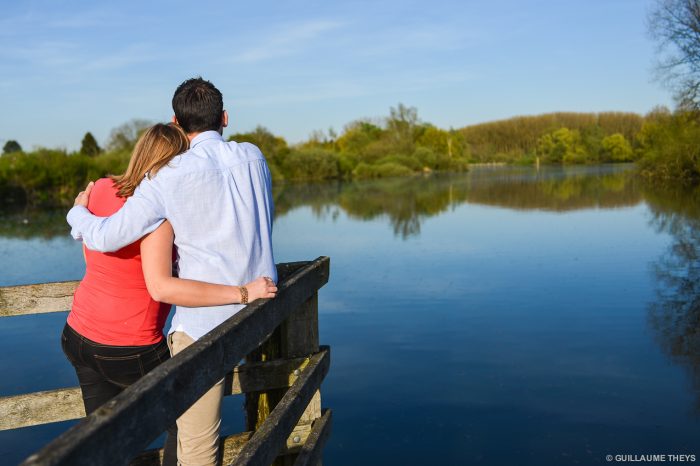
[
  {"x1": 80, "y1": 132, "x2": 101, "y2": 157},
  {"x1": 3, "y1": 140, "x2": 22, "y2": 154}
]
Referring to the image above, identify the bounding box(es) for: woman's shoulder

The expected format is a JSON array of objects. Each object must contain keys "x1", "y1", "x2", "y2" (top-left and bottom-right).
[
  {"x1": 92, "y1": 177, "x2": 117, "y2": 192},
  {"x1": 87, "y1": 178, "x2": 126, "y2": 215}
]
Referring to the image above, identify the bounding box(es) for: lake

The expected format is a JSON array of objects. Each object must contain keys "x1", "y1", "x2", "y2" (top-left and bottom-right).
[{"x1": 1, "y1": 165, "x2": 699, "y2": 465}]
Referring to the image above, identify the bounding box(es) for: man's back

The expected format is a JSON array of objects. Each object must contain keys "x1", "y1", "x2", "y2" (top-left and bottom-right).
[{"x1": 142, "y1": 130, "x2": 277, "y2": 339}]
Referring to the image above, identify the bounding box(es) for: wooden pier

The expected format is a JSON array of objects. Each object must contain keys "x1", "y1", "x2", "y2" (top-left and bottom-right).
[{"x1": 0, "y1": 257, "x2": 332, "y2": 466}]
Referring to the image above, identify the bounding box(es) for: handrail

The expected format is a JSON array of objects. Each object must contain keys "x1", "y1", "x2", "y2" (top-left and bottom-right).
[{"x1": 7, "y1": 256, "x2": 331, "y2": 466}]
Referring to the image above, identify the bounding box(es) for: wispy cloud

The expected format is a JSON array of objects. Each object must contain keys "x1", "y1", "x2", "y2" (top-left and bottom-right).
[
  {"x1": 233, "y1": 67, "x2": 473, "y2": 106},
  {"x1": 83, "y1": 43, "x2": 157, "y2": 71},
  {"x1": 229, "y1": 19, "x2": 343, "y2": 63},
  {"x1": 47, "y1": 9, "x2": 121, "y2": 29},
  {"x1": 0, "y1": 40, "x2": 81, "y2": 68},
  {"x1": 0, "y1": 6, "x2": 125, "y2": 35}
]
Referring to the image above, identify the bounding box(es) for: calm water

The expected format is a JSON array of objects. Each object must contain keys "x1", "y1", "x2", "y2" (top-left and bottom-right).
[{"x1": 1, "y1": 165, "x2": 699, "y2": 465}]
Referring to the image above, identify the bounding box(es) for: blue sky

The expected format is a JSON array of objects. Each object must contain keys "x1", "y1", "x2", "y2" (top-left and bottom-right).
[{"x1": 1, "y1": 0, "x2": 672, "y2": 151}]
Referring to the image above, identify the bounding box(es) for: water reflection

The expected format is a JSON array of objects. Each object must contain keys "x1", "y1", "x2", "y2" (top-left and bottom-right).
[
  {"x1": 274, "y1": 165, "x2": 642, "y2": 239},
  {"x1": 645, "y1": 185, "x2": 700, "y2": 412},
  {"x1": 0, "y1": 165, "x2": 642, "y2": 240},
  {"x1": 0, "y1": 210, "x2": 70, "y2": 240}
]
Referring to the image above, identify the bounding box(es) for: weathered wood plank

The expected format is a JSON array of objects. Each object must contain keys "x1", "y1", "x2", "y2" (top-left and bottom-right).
[
  {"x1": 0, "y1": 388, "x2": 85, "y2": 431},
  {"x1": 0, "y1": 262, "x2": 309, "y2": 318},
  {"x1": 0, "y1": 281, "x2": 79, "y2": 317},
  {"x1": 231, "y1": 347, "x2": 330, "y2": 466},
  {"x1": 226, "y1": 356, "x2": 309, "y2": 396},
  {"x1": 0, "y1": 357, "x2": 310, "y2": 430},
  {"x1": 20, "y1": 257, "x2": 330, "y2": 466},
  {"x1": 130, "y1": 424, "x2": 313, "y2": 466},
  {"x1": 293, "y1": 409, "x2": 332, "y2": 466}
]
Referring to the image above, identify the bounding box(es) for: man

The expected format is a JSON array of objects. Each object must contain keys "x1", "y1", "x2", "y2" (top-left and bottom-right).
[{"x1": 67, "y1": 77, "x2": 277, "y2": 466}]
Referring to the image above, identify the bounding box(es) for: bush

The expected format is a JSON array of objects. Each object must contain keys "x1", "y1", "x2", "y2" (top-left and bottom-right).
[
  {"x1": 281, "y1": 148, "x2": 339, "y2": 180},
  {"x1": 352, "y1": 162, "x2": 414, "y2": 179},
  {"x1": 376, "y1": 154, "x2": 422, "y2": 171}
]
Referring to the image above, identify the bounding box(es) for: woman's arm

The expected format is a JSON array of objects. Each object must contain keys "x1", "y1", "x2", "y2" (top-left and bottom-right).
[{"x1": 140, "y1": 221, "x2": 276, "y2": 306}]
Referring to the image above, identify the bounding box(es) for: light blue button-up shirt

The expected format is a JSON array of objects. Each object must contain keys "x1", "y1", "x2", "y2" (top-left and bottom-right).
[{"x1": 67, "y1": 131, "x2": 277, "y2": 341}]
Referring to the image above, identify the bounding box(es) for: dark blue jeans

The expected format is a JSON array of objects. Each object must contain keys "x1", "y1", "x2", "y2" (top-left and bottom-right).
[
  {"x1": 61, "y1": 323, "x2": 177, "y2": 464},
  {"x1": 60, "y1": 323, "x2": 170, "y2": 414}
]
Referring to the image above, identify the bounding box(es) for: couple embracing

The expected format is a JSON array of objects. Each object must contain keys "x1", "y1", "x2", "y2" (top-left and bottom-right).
[{"x1": 64, "y1": 77, "x2": 277, "y2": 465}]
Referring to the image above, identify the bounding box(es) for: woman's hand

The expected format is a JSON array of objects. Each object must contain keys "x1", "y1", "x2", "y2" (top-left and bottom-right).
[
  {"x1": 74, "y1": 181, "x2": 94, "y2": 207},
  {"x1": 245, "y1": 276, "x2": 277, "y2": 302}
]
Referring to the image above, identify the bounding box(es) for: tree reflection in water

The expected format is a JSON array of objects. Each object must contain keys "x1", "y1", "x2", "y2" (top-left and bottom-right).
[
  {"x1": 274, "y1": 165, "x2": 641, "y2": 239},
  {"x1": 646, "y1": 185, "x2": 700, "y2": 413}
]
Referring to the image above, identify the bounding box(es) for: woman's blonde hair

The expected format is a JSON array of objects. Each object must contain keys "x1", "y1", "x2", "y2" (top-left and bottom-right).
[{"x1": 111, "y1": 123, "x2": 189, "y2": 198}]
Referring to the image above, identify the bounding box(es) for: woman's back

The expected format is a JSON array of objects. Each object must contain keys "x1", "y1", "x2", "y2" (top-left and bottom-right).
[{"x1": 68, "y1": 178, "x2": 169, "y2": 345}]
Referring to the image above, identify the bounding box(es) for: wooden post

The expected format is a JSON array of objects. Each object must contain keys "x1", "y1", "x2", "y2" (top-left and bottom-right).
[
  {"x1": 279, "y1": 294, "x2": 321, "y2": 465},
  {"x1": 244, "y1": 294, "x2": 323, "y2": 465}
]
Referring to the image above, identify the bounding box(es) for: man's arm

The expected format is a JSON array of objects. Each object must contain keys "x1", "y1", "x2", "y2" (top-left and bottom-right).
[{"x1": 67, "y1": 178, "x2": 166, "y2": 252}]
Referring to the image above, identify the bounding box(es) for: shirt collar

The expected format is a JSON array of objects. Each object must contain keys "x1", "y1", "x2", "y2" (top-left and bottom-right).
[{"x1": 190, "y1": 131, "x2": 224, "y2": 148}]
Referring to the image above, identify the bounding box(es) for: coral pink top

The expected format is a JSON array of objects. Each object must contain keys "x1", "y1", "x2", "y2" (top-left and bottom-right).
[{"x1": 67, "y1": 178, "x2": 170, "y2": 345}]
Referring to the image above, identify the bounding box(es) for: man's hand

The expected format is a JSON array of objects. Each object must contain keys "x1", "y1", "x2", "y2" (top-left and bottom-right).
[{"x1": 74, "y1": 181, "x2": 95, "y2": 208}]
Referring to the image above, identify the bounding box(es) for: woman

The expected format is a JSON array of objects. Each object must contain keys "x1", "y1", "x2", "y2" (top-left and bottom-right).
[{"x1": 61, "y1": 123, "x2": 276, "y2": 414}]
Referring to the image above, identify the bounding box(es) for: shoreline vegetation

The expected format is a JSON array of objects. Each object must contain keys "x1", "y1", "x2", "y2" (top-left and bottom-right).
[{"x1": 1, "y1": 104, "x2": 698, "y2": 208}]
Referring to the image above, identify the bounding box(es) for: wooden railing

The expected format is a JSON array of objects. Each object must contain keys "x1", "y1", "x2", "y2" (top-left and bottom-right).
[{"x1": 0, "y1": 257, "x2": 332, "y2": 466}]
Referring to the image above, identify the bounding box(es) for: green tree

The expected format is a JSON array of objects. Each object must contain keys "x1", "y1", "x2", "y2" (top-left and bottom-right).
[
  {"x1": 601, "y1": 133, "x2": 633, "y2": 162},
  {"x1": 106, "y1": 119, "x2": 151, "y2": 152},
  {"x1": 386, "y1": 103, "x2": 419, "y2": 154},
  {"x1": 80, "y1": 132, "x2": 101, "y2": 157},
  {"x1": 637, "y1": 110, "x2": 700, "y2": 182},
  {"x1": 536, "y1": 128, "x2": 585, "y2": 163},
  {"x1": 3, "y1": 140, "x2": 22, "y2": 154},
  {"x1": 417, "y1": 126, "x2": 469, "y2": 168},
  {"x1": 336, "y1": 120, "x2": 384, "y2": 155}
]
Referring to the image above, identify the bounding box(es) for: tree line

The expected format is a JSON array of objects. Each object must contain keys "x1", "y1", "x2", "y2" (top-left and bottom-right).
[{"x1": 1, "y1": 103, "x2": 698, "y2": 208}]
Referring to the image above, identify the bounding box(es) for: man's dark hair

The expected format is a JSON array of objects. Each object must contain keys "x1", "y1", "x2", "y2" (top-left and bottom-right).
[{"x1": 172, "y1": 77, "x2": 224, "y2": 133}]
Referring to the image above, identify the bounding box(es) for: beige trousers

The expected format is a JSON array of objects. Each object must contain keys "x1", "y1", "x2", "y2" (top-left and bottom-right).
[{"x1": 165, "y1": 331, "x2": 225, "y2": 466}]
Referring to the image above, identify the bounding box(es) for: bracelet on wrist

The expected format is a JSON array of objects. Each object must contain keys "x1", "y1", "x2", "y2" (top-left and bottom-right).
[{"x1": 240, "y1": 286, "x2": 248, "y2": 304}]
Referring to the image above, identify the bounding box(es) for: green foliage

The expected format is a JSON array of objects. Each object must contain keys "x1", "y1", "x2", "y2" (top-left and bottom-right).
[
  {"x1": 336, "y1": 120, "x2": 384, "y2": 155},
  {"x1": 18, "y1": 104, "x2": 700, "y2": 207},
  {"x1": 3, "y1": 140, "x2": 22, "y2": 154},
  {"x1": 417, "y1": 126, "x2": 469, "y2": 165},
  {"x1": 537, "y1": 128, "x2": 586, "y2": 163},
  {"x1": 0, "y1": 149, "x2": 92, "y2": 206},
  {"x1": 386, "y1": 103, "x2": 419, "y2": 154},
  {"x1": 281, "y1": 148, "x2": 339, "y2": 180},
  {"x1": 106, "y1": 119, "x2": 151, "y2": 152},
  {"x1": 352, "y1": 162, "x2": 414, "y2": 179},
  {"x1": 376, "y1": 154, "x2": 423, "y2": 171},
  {"x1": 80, "y1": 132, "x2": 101, "y2": 157},
  {"x1": 601, "y1": 133, "x2": 634, "y2": 162},
  {"x1": 462, "y1": 112, "x2": 644, "y2": 163},
  {"x1": 0, "y1": 121, "x2": 138, "y2": 207},
  {"x1": 637, "y1": 110, "x2": 700, "y2": 183}
]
